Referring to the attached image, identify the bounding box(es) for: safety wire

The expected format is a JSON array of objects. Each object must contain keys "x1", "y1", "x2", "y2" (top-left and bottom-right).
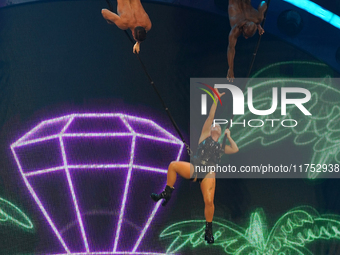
[
  {"x1": 105, "y1": 0, "x2": 193, "y2": 156},
  {"x1": 104, "y1": 0, "x2": 270, "y2": 156},
  {"x1": 222, "y1": 0, "x2": 271, "y2": 150}
]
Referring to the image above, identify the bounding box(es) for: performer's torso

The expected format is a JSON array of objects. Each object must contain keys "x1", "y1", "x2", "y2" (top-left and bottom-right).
[
  {"x1": 193, "y1": 136, "x2": 222, "y2": 166},
  {"x1": 117, "y1": 0, "x2": 151, "y2": 30}
]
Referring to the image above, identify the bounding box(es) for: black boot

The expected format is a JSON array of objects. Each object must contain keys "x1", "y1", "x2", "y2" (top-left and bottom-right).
[
  {"x1": 151, "y1": 185, "x2": 174, "y2": 206},
  {"x1": 205, "y1": 222, "x2": 214, "y2": 244}
]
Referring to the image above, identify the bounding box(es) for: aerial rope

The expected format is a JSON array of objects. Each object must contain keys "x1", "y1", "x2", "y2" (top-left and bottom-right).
[
  {"x1": 222, "y1": 0, "x2": 271, "y2": 149},
  {"x1": 105, "y1": 0, "x2": 192, "y2": 156},
  {"x1": 104, "y1": 0, "x2": 270, "y2": 156}
]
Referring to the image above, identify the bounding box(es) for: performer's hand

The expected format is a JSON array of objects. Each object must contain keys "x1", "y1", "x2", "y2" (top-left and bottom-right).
[
  {"x1": 214, "y1": 88, "x2": 225, "y2": 100},
  {"x1": 227, "y1": 68, "x2": 234, "y2": 82},
  {"x1": 133, "y1": 42, "x2": 140, "y2": 54},
  {"x1": 258, "y1": 25, "x2": 265, "y2": 35},
  {"x1": 225, "y1": 128, "x2": 231, "y2": 138}
]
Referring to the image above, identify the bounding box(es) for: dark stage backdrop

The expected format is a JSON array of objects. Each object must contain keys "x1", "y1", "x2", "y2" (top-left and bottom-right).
[{"x1": 0, "y1": 0, "x2": 340, "y2": 254}]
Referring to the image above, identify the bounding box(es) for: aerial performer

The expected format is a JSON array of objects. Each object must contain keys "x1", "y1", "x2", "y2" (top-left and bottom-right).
[
  {"x1": 101, "y1": 0, "x2": 152, "y2": 54},
  {"x1": 151, "y1": 88, "x2": 239, "y2": 244},
  {"x1": 227, "y1": 0, "x2": 267, "y2": 80}
]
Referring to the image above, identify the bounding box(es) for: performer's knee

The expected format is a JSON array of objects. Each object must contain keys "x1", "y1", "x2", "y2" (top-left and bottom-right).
[
  {"x1": 169, "y1": 161, "x2": 177, "y2": 171},
  {"x1": 204, "y1": 197, "x2": 214, "y2": 207}
]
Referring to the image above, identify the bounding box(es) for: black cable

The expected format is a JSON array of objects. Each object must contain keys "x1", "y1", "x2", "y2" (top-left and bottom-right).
[
  {"x1": 246, "y1": 0, "x2": 271, "y2": 78},
  {"x1": 222, "y1": 0, "x2": 271, "y2": 149},
  {"x1": 105, "y1": 0, "x2": 192, "y2": 156}
]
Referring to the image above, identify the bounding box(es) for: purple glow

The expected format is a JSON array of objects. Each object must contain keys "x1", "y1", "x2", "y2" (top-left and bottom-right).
[
  {"x1": 11, "y1": 147, "x2": 70, "y2": 253},
  {"x1": 59, "y1": 136, "x2": 90, "y2": 252},
  {"x1": 47, "y1": 252, "x2": 171, "y2": 255},
  {"x1": 11, "y1": 113, "x2": 183, "y2": 254},
  {"x1": 113, "y1": 136, "x2": 136, "y2": 252}
]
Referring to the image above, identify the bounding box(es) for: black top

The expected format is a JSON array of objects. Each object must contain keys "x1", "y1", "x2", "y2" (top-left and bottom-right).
[{"x1": 192, "y1": 136, "x2": 222, "y2": 166}]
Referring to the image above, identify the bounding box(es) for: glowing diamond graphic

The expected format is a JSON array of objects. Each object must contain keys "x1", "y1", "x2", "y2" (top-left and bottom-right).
[{"x1": 11, "y1": 113, "x2": 183, "y2": 254}]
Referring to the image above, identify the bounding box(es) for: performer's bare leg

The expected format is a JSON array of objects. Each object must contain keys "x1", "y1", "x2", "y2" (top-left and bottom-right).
[
  {"x1": 200, "y1": 174, "x2": 216, "y2": 222},
  {"x1": 151, "y1": 161, "x2": 193, "y2": 206},
  {"x1": 200, "y1": 173, "x2": 216, "y2": 244},
  {"x1": 166, "y1": 161, "x2": 193, "y2": 188}
]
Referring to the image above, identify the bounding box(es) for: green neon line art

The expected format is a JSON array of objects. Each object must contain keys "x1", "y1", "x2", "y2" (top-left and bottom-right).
[
  {"x1": 219, "y1": 61, "x2": 340, "y2": 179},
  {"x1": 251, "y1": 61, "x2": 328, "y2": 79},
  {"x1": 0, "y1": 197, "x2": 33, "y2": 229},
  {"x1": 199, "y1": 88, "x2": 217, "y2": 105},
  {"x1": 160, "y1": 206, "x2": 340, "y2": 254}
]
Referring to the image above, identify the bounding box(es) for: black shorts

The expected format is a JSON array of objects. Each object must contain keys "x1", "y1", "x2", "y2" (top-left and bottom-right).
[
  {"x1": 190, "y1": 170, "x2": 204, "y2": 183},
  {"x1": 190, "y1": 158, "x2": 213, "y2": 184}
]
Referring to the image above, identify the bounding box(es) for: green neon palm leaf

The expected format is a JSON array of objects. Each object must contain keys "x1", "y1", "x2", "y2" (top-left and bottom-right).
[
  {"x1": 161, "y1": 210, "x2": 272, "y2": 254},
  {"x1": 266, "y1": 206, "x2": 340, "y2": 254},
  {"x1": 0, "y1": 197, "x2": 33, "y2": 229},
  {"x1": 223, "y1": 74, "x2": 340, "y2": 179},
  {"x1": 161, "y1": 206, "x2": 340, "y2": 255},
  {"x1": 160, "y1": 219, "x2": 252, "y2": 254},
  {"x1": 245, "y1": 209, "x2": 267, "y2": 251},
  {"x1": 265, "y1": 206, "x2": 317, "y2": 253},
  {"x1": 276, "y1": 245, "x2": 314, "y2": 255}
]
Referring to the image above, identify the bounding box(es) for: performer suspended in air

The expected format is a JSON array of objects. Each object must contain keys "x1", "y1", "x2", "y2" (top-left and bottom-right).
[
  {"x1": 227, "y1": 0, "x2": 267, "y2": 80},
  {"x1": 151, "y1": 88, "x2": 239, "y2": 244},
  {"x1": 102, "y1": 0, "x2": 152, "y2": 54}
]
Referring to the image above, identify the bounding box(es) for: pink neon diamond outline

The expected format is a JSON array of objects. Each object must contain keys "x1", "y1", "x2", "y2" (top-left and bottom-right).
[{"x1": 11, "y1": 113, "x2": 183, "y2": 254}]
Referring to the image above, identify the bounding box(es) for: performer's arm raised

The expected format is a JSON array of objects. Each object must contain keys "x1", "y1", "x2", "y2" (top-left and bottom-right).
[
  {"x1": 223, "y1": 129, "x2": 239, "y2": 154},
  {"x1": 227, "y1": 26, "x2": 242, "y2": 81},
  {"x1": 199, "y1": 89, "x2": 225, "y2": 144}
]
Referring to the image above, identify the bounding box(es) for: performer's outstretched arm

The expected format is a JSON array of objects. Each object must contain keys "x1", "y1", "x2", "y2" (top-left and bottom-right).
[
  {"x1": 227, "y1": 26, "x2": 241, "y2": 81},
  {"x1": 223, "y1": 129, "x2": 239, "y2": 154},
  {"x1": 199, "y1": 89, "x2": 225, "y2": 144},
  {"x1": 256, "y1": 1, "x2": 267, "y2": 35}
]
